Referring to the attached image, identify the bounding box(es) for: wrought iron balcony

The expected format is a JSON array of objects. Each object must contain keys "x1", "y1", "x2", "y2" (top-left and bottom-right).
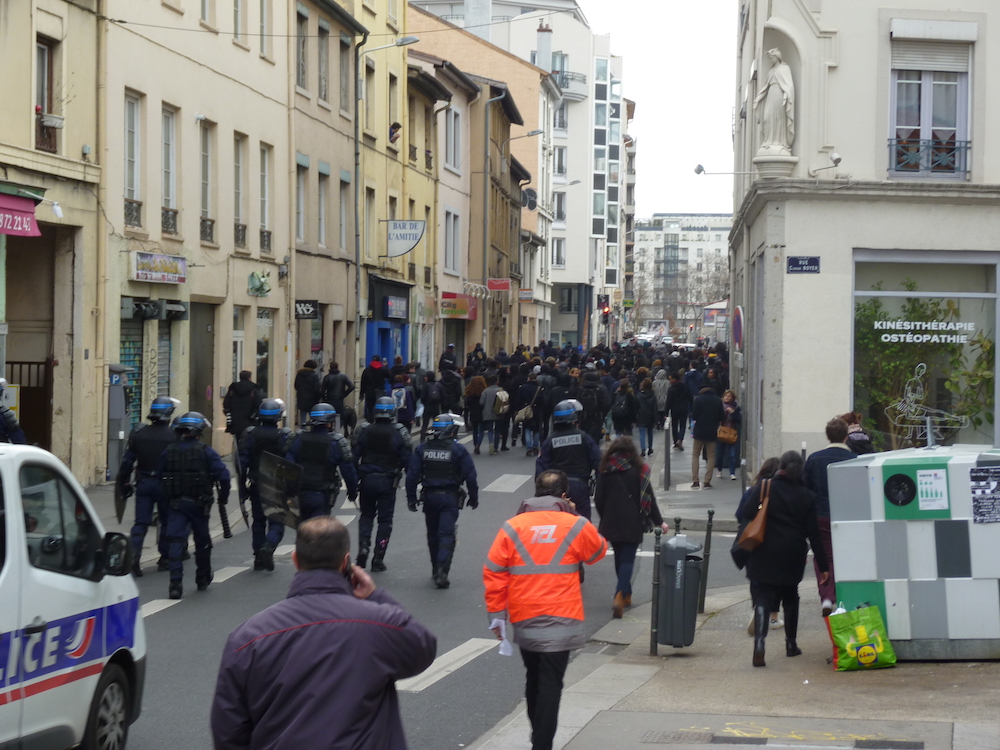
[
  {"x1": 409, "y1": 144, "x2": 418, "y2": 162},
  {"x1": 124, "y1": 199, "x2": 143, "y2": 228},
  {"x1": 425, "y1": 150, "x2": 434, "y2": 170},
  {"x1": 556, "y1": 71, "x2": 588, "y2": 102},
  {"x1": 161, "y1": 207, "x2": 178, "y2": 234},
  {"x1": 35, "y1": 115, "x2": 57, "y2": 153},
  {"x1": 260, "y1": 228, "x2": 272, "y2": 252},
  {"x1": 234, "y1": 222, "x2": 247, "y2": 248},
  {"x1": 200, "y1": 216, "x2": 215, "y2": 243},
  {"x1": 889, "y1": 138, "x2": 970, "y2": 177}
]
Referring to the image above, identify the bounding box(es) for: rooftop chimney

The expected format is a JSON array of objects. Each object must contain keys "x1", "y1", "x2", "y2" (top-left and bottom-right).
[
  {"x1": 536, "y1": 22, "x2": 553, "y2": 71},
  {"x1": 465, "y1": 0, "x2": 492, "y2": 42}
]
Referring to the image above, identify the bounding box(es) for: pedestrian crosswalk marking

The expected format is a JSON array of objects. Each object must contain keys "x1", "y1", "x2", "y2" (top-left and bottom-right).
[
  {"x1": 140, "y1": 599, "x2": 181, "y2": 618},
  {"x1": 459, "y1": 435, "x2": 474, "y2": 445},
  {"x1": 214, "y1": 566, "x2": 249, "y2": 583},
  {"x1": 275, "y1": 544, "x2": 295, "y2": 557},
  {"x1": 483, "y1": 474, "x2": 532, "y2": 493},
  {"x1": 397, "y1": 638, "x2": 498, "y2": 692},
  {"x1": 335, "y1": 514, "x2": 356, "y2": 525}
]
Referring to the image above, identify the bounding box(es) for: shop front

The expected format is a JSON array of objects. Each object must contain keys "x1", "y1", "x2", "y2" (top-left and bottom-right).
[
  {"x1": 367, "y1": 277, "x2": 411, "y2": 364},
  {"x1": 439, "y1": 292, "x2": 478, "y2": 365},
  {"x1": 414, "y1": 295, "x2": 436, "y2": 371}
]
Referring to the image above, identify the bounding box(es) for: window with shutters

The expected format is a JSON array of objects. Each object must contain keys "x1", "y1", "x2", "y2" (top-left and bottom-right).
[{"x1": 889, "y1": 41, "x2": 970, "y2": 178}]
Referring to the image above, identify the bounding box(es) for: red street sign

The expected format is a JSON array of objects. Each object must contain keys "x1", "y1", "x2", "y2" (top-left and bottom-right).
[{"x1": 487, "y1": 278, "x2": 511, "y2": 291}]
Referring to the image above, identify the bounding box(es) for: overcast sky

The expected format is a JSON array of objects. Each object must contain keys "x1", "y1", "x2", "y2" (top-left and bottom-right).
[{"x1": 578, "y1": 0, "x2": 738, "y2": 217}]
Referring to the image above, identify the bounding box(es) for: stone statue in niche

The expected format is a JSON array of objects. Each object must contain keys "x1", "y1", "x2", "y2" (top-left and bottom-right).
[{"x1": 754, "y1": 48, "x2": 795, "y2": 156}]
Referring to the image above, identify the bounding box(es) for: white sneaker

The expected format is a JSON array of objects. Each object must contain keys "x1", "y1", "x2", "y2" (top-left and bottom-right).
[
  {"x1": 769, "y1": 617, "x2": 784, "y2": 629},
  {"x1": 821, "y1": 599, "x2": 834, "y2": 617}
]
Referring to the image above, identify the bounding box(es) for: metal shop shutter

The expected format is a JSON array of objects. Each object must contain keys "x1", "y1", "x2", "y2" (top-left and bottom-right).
[
  {"x1": 891, "y1": 41, "x2": 970, "y2": 73},
  {"x1": 120, "y1": 319, "x2": 144, "y2": 433},
  {"x1": 157, "y1": 320, "x2": 172, "y2": 397}
]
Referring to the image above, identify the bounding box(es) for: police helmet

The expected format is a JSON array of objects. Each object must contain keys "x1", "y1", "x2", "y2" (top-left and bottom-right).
[
  {"x1": 374, "y1": 396, "x2": 396, "y2": 421},
  {"x1": 174, "y1": 411, "x2": 209, "y2": 436},
  {"x1": 553, "y1": 399, "x2": 579, "y2": 425},
  {"x1": 431, "y1": 412, "x2": 461, "y2": 440},
  {"x1": 258, "y1": 398, "x2": 285, "y2": 423},
  {"x1": 308, "y1": 402, "x2": 338, "y2": 426},
  {"x1": 147, "y1": 396, "x2": 179, "y2": 422}
]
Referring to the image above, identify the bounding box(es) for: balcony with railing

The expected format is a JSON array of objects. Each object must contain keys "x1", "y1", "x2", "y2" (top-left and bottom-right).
[
  {"x1": 260, "y1": 228, "x2": 272, "y2": 253},
  {"x1": 624, "y1": 259, "x2": 634, "y2": 274},
  {"x1": 889, "y1": 138, "x2": 970, "y2": 179},
  {"x1": 35, "y1": 114, "x2": 58, "y2": 153},
  {"x1": 409, "y1": 144, "x2": 418, "y2": 162},
  {"x1": 161, "y1": 207, "x2": 178, "y2": 235},
  {"x1": 200, "y1": 216, "x2": 215, "y2": 243},
  {"x1": 425, "y1": 150, "x2": 434, "y2": 171},
  {"x1": 556, "y1": 71, "x2": 588, "y2": 102},
  {"x1": 234, "y1": 223, "x2": 247, "y2": 248},
  {"x1": 124, "y1": 199, "x2": 142, "y2": 228}
]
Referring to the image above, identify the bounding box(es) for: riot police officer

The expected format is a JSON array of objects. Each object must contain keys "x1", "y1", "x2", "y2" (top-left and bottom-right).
[
  {"x1": 158, "y1": 412, "x2": 231, "y2": 600},
  {"x1": 284, "y1": 402, "x2": 358, "y2": 521},
  {"x1": 116, "y1": 395, "x2": 179, "y2": 575},
  {"x1": 238, "y1": 398, "x2": 292, "y2": 571},
  {"x1": 536, "y1": 399, "x2": 601, "y2": 520},
  {"x1": 0, "y1": 378, "x2": 26, "y2": 444},
  {"x1": 405, "y1": 413, "x2": 478, "y2": 589},
  {"x1": 351, "y1": 396, "x2": 412, "y2": 571}
]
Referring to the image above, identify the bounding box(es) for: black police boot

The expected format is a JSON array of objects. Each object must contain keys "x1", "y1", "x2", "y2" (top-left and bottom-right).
[
  {"x1": 168, "y1": 581, "x2": 183, "y2": 600},
  {"x1": 253, "y1": 551, "x2": 266, "y2": 571},
  {"x1": 784, "y1": 596, "x2": 802, "y2": 657},
  {"x1": 132, "y1": 561, "x2": 143, "y2": 578},
  {"x1": 157, "y1": 556, "x2": 170, "y2": 572},
  {"x1": 753, "y1": 604, "x2": 769, "y2": 667},
  {"x1": 371, "y1": 551, "x2": 387, "y2": 572},
  {"x1": 434, "y1": 564, "x2": 450, "y2": 589},
  {"x1": 356, "y1": 538, "x2": 371, "y2": 569},
  {"x1": 196, "y1": 571, "x2": 214, "y2": 592},
  {"x1": 257, "y1": 543, "x2": 275, "y2": 572}
]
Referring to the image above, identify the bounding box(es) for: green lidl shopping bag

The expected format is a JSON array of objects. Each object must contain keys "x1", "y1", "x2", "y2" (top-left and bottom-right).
[{"x1": 825, "y1": 605, "x2": 896, "y2": 672}]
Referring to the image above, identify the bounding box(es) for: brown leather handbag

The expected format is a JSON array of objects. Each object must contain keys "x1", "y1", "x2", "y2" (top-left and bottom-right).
[{"x1": 737, "y1": 479, "x2": 771, "y2": 551}]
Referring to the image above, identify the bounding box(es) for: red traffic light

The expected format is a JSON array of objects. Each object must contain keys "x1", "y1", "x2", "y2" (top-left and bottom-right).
[{"x1": 602, "y1": 306, "x2": 610, "y2": 314}]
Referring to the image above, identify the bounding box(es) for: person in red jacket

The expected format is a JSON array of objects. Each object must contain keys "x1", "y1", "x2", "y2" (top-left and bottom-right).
[{"x1": 483, "y1": 470, "x2": 608, "y2": 750}]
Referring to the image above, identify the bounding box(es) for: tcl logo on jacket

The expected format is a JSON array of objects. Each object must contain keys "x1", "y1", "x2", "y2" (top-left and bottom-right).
[{"x1": 484, "y1": 509, "x2": 607, "y2": 651}]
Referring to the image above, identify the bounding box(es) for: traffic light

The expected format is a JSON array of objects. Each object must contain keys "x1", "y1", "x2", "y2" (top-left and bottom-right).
[{"x1": 603, "y1": 312, "x2": 610, "y2": 325}]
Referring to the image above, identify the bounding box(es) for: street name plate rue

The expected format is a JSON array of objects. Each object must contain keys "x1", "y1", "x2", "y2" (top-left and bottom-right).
[{"x1": 786, "y1": 256, "x2": 820, "y2": 274}]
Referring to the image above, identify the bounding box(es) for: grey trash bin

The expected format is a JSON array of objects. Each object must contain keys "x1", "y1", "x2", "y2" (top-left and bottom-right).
[{"x1": 657, "y1": 534, "x2": 704, "y2": 648}]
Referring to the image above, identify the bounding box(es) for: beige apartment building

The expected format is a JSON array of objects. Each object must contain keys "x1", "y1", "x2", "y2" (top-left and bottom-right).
[
  {"x1": 103, "y1": 0, "x2": 293, "y2": 453},
  {"x1": 0, "y1": 0, "x2": 102, "y2": 481}
]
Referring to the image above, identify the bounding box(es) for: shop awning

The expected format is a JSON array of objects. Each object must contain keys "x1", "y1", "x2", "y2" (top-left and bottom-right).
[{"x1": 0, "y1": 194, "x2": 41, "y2": 237}]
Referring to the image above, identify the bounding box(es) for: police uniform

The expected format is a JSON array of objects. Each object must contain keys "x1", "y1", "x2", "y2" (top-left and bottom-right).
[
  {"x1": 405, "y1": 435, "x2": 478, "y2": 587},
  {"x1": 352, "y1": 420, "x2": 412, "y2": 569},
  {"x1": 158, "y1": 436, "x2": 231, "y2": 596},
  {"x1": 118, "y1": 420, "x2": 177, "y2": 568},
  {"x1": 536, "y1": 425, "x2": 602, "y2": 520},
  {"x1": 0, "y1": 405, "x2": 26, "y2": 444},
  {"x1": 239, "y1": 422, "x2": 292, "y2": 563},
  {"x1": 284, "y1": 427, "x2": 358, "y2": 520}
]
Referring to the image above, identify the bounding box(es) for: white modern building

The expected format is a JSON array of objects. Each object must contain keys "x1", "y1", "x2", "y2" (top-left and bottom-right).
[
  {"x1": 731, "y1": 0, "x2": 1000, "y2": 471},
  {"x1": 411, "y1": 0, "x2": 629, "y2": 348},
  {"x1": 633, "y1": 214, "x2": 732, "y2": 340}
]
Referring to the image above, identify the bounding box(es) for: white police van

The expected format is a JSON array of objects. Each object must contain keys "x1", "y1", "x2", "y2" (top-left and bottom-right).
[{"x1": 0, "y1": 445, "x2": 146, "y2": 749}]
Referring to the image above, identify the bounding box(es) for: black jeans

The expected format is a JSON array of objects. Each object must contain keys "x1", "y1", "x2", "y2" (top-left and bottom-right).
[{"x1": 520, "y1": 649, "x2": 570, "y2": 750}]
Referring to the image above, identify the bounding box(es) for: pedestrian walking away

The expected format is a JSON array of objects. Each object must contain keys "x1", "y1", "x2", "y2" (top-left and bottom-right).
[
  {"x1": 484, "y1": 470, "x2": 608, "y2": 750},
  {"x1": 116, "y1": 395, "x2": 179, "y2": 574},
  {"x1": 690, "y1": 385, "x2": 724, "y2": 488},
  {"x1": 738, "y1": 450, "x2": 829, "y2": 667},
  {"x1": 405, "y1": 412, "x2": 479, "y2": 589},
  {"x1": 535, "y1": 400, "x2": 601, "y2": 520},
  {"x1": 594, "y1": 437, "x2": 670, "y2": 619},
  {"x1": 211, "y1": 517, "x2": 437, "y2": 750},
  {"x1": 157, "y1": 411, "x2": 231, "y2": 600},
  {"x1": 293, "y1": 359, "x2": 323, "y2": 427},
  {"x1": 238, "y1": 398, "x2": 293, "y2": 572},
  {"x1": 284, "y1": 403, "x2": 358, "y2": 520},
  {"x1": 320, "y1": 361, "x2": 355, "y2": 418},
  {"x1": 351, "y1": 396, "x2": 413, "y2": 572},
  {"x1": 803, "y1": 417, "x2": 856, "y2": 616},
  {"x1": 665, "y1": 372, "x2": 690, "y2": 450},
  {"x1": 223, "y1": 370, "x2": 263, "y2": 439},
  {"x1": 359, "y1": 355, "x2": 391, "y2": 423}
]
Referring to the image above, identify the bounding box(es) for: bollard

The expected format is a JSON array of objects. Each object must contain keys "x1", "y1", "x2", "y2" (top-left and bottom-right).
[
  {"x1": 698, "y1": 509, "x2": 714, "y2": 613},
  {"x1": 740, "y1": 457, "x2": 747, "y2": 496},
  {"x1": 801, "y1": 441, "x2": 807, "y2": 461},
  {"x1": 663, "y1": 417, "x2": 672, "y2": 491},
  {"x1": 650, "y1": 527, "x2": 662, "y2": 656},
  {"x1": 674, "y1": 516, "x2": 682, "y2": 536}
]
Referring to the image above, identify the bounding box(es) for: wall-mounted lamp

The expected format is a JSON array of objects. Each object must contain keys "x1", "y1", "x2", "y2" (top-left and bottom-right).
[
  {"x1": 278, "y1": 254, "x2": 290, "y2": 280},
  {"x1": 694, "y1": 164, "x2": 757, "y2": 176},
  {"x1": 194, "y1": 113, "x2": 207, "y2": 123},
  {"x1": 18, "y1": 189, "x2": 62, "y2": 218},
  {"x1": 808, "y1": 152, "x2": 843, "y2": 177}
]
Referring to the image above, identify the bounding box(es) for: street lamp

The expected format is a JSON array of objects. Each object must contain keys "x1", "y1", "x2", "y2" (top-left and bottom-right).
[
  {"x1": 694, "y1": 164, "x2": 756, "y2": 175},
  {"x1": 354, "y1": 35, "x2": 420, "y2": 353}
]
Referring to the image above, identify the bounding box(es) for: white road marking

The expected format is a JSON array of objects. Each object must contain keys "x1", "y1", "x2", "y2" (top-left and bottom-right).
[
  {"x1": 459, "y1": 435, "x2": 474, "y2": 445},
  {"x1": 140, "y1": 599, "x2": 181, "y2": 618},
  {"x1": 275, "y1": 544, "x2": 296, "y2": 557},
  {"x1": 483, "y1": 473, "x2": 532, "y2": 493},
  {"x1": 214, "y1": 566, "x2": 249, "y2": 583},
  {"x1": 397, "y1": 638, "x2": 498, "y2": 692},
  {"x1": 335, "y1": 514, "x2": 356, "y2": 525}
]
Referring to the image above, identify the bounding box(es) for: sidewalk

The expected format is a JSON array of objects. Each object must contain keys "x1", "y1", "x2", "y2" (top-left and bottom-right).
[{"x1": 470, "y1": 582, "x2": 1000, "y2": 750}]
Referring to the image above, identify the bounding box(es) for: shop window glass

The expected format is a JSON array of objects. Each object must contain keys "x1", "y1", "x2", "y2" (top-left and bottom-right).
[{"x1": 854, "y1": 262, "x2": 996, "y2": 449}]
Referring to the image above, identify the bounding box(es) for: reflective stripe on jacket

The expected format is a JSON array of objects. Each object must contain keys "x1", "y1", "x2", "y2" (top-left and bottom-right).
[{"x1": 484, "y1": 509, "x2": 608, "y2": 652}]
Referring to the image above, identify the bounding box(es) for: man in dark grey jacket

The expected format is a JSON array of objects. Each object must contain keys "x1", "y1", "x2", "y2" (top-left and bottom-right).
[
  {"x1": 690, "y1": 385, "x2": 725, "y2": 488},
  {"x1": 211, "y1": 517, "x2": 437, "y2": 749}
]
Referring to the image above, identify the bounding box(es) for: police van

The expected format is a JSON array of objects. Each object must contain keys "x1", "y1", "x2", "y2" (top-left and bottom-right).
[{"x1": 0, "y1": 445, "x2": 146, "y2": 749}]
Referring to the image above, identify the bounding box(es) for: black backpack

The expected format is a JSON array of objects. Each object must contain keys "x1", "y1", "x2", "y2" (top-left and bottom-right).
[
  {"x1": 579, "y1": 387, "x2": 602, "y2": 425},
  {"x1": 611, "y1": 392, "x2": 630, "y2": 420}
]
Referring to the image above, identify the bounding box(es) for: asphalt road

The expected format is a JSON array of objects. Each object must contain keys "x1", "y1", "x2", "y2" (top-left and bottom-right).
[{"x1": 127, "y1": 429, "x2": 748, "y2": 749}]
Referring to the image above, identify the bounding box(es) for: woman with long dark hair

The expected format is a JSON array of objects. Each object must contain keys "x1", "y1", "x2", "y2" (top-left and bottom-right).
[
  {"x1": 594, "y1": 437, "x2": 670, "y2": 619},
  {"x1": 737, "y1": 450, "x2": 829, "y2": 667}
]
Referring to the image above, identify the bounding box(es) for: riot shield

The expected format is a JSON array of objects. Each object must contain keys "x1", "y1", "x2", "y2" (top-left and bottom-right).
[
  {"x1": 114, "y1": 481, "x2": 131, "y2": 525},
  {"x1": 232, "y1": 436, "x2": 250, "y2": 528},
  {"x1": 258, "y1": 451, "x2": 303, "y2": 529}
]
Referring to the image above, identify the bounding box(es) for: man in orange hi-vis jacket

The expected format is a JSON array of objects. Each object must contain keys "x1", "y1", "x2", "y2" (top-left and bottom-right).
[{"x1": 483, "y1": 469, "x2": 608, "y2": 750}]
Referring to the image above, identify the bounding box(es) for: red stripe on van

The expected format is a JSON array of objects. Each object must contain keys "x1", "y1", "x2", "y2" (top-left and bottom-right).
[{"x1": 0, "y1": 661, "x2": 104, "y2": 704}]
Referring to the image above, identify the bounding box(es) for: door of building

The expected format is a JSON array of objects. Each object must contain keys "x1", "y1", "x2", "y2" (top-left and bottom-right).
[
  {"x1": 189, "y1": 303, "x2": 217, "y2": 448},
  {"x1": 5, "y1": 361, "x2": 52, "y2": 449}
]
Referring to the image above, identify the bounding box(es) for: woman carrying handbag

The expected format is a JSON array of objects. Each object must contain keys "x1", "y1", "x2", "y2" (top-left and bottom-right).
[
  {"x1": 736, "y1": 450, "x2": 829, "y2": 667},
  {"x1": 594, "y1": 437, "x2": 670, "y2": 619}
]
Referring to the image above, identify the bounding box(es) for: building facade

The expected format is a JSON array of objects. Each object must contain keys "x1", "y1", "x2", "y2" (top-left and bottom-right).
[{"x1": 730, "y1": 0, "x2": 1000, "y2": 471}]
